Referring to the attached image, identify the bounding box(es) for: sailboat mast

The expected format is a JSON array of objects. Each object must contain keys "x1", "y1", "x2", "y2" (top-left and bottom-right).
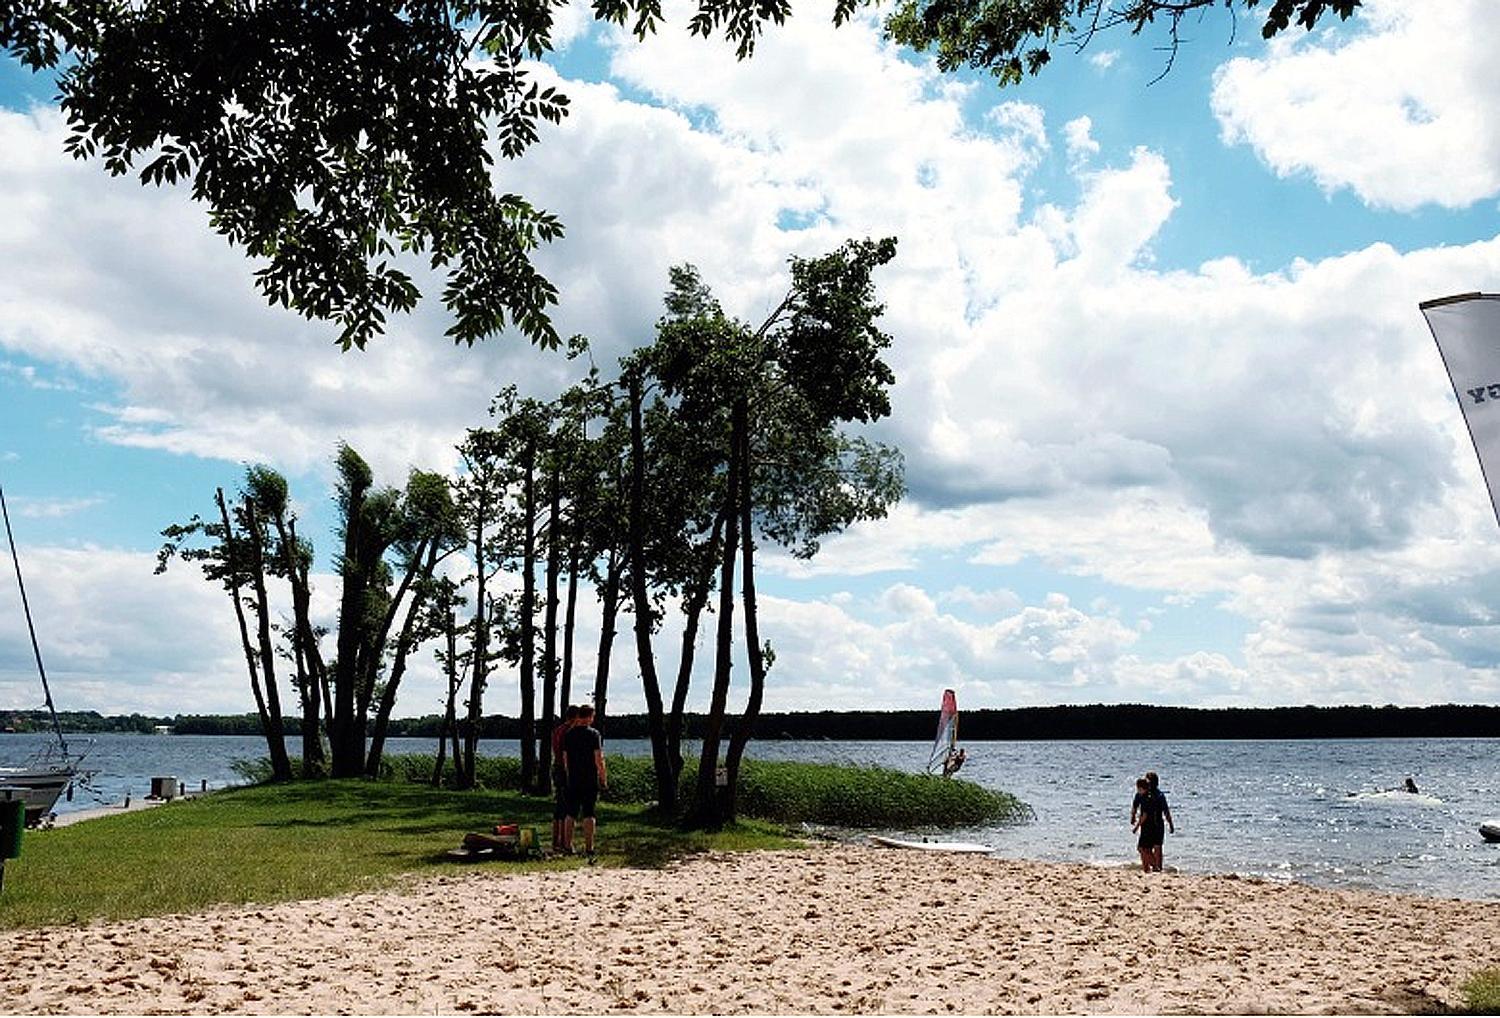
[{"x1": 0, "y1": 482, "x2": 68, "y2": 756}]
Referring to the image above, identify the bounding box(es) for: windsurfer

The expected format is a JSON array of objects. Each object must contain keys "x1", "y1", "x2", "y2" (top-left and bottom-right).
[{"x1": 941, "y1": 747, "x2": 966, "y2": 778}]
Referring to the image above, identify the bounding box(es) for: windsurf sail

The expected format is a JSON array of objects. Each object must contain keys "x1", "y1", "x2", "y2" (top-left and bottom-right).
[
  {"x1": 1421, "y1": 293, "x2": 1500, "y2": 525},
  {"x1": 925, "y1": 689, "x2": 958, "y2": 774}
]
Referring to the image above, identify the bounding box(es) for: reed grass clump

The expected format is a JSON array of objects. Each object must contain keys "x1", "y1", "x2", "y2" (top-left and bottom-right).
[
  {"x1": 245, "y1": 753, "x2": 1030, "y2": 829},
  {"x1": 1462, "y1": 968, "x2": 1500, "y2": 1014},
  {"x1": 371, "y1": 753, "x2": 523, "y2": 788},
  {"x1": 733, "y1": 760, "x2": 1030, "y2": 828}
]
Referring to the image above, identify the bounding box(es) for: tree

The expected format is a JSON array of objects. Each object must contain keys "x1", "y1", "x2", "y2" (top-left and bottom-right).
[
  {"x1": 1, "y1": 2, "x2": 1360, "y2": 349},
  {"x1": 640, "y1": 242, "x2": 905, "y2": 826},
  {"x1": 884, "y1": 0, "x2": 1361, "y2": 84},
  {"x1": 158, "y1": 476, "x2": 295, "y2": 780},
  {"x1": 610, "y1": 246, "x2": 902, "y2": 824},
  {"x1": 451, "y1": 425, "x2": 511, "y2": 788},
  {"x1": 160, "y1": 447, "x2": 460, "y2": 780},
  {"x1": 363, "y1": 469, "x2": 463, "y2": 775},
  {"x1": 243, "y1": 467, "x2": 330, "y2": 776}
]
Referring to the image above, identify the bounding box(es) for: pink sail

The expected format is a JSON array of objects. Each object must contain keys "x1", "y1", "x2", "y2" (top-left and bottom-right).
[{"x1": 926, "y1": 689, "x2": 958, "y2": 773}]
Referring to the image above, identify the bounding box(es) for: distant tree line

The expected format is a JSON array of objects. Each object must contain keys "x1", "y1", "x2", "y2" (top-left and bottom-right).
[
  {"x1": 2, "y1": 711, "x2": 165, "y2": 735},
  {"x1": 19, "y1": 704, "x2": 1495, "y2": 740},
  {"x1": 395, "y1": 703, "x2": 1500, "y2": 740}
]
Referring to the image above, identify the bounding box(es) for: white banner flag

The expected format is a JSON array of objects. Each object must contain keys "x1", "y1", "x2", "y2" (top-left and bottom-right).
[{"x1": 1422, "y1": 292, "x2": 1500, "y2": 526}]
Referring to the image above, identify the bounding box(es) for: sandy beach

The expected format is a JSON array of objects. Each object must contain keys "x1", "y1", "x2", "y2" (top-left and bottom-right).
[{"x1": 0, "y1": 845, "x2": 1494, "y2": 1015}]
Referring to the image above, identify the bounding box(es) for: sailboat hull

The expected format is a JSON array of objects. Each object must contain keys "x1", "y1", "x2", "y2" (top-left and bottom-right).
[{"x1": 0, "y1": 765, "x2": 74, "y2": 825}]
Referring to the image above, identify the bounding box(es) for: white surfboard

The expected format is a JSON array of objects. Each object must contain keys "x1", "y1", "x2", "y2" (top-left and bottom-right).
[
  {"x1": 869, "y1": 834, "x2": 993, "y2": 854},
  {"x1": 1349, "y1": 789, "x2": 1445, "y2": 806}
]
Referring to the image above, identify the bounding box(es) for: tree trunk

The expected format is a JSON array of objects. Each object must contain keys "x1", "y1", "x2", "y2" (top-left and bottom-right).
[
  {"x1": 723, "y1": 424, "x2": 763, "y2": 822},
  {"x1": 241, "y1": 496, "x2": 293, "y2": 781},
  {"x1": 366, "y1": 542, "x2": 438, "y2": 777},
  {"x1": 432, "y1": 613, "x2": 459, "y2": 786},
  {"x1": 668, "y1": 512, "x2": 724, "y2": 778},
  {"x1": 561, "y1": 540, "x2": 579, "y2": 712},
  {"x1": 695, "y1": 397, "x2": 744, "y2": 826},
  {"x1": 461, "y1": 501, "x2": 487, "y2": 790},
  {"x1": 539, "y1": 457, "x2": 562, "y2": 795},
  {"x1": 272, "y1": 513, "x2": 325, "y2": 775},
  {"x1": 518, "y1": 439, "x2": 538, "y2": 791},
  {"x1": 359, "y1": 541, "x2": 426, "y2": 743},
  {"x1": 593, "y1": 549, "x2": 621, "y2": 733},
  {"x1": 330, "y1": 478, "x2": 371, "y2": 778},
  {"x1": 284, "y1": 515, "x2": 333, "y2": 750},
  {"x1": 215, "y1": 489, "x2": 282, "y2": 779},
  {"x1": 627, "y1": 375, "x2": 677, "y2": 814}
]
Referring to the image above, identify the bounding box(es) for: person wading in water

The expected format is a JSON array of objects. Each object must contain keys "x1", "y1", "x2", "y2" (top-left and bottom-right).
[{"x1": 1130, "y1": 771, "x2": 1174, "y2": 872}]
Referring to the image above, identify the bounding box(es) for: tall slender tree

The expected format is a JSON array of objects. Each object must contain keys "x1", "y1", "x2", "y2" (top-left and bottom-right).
[{"x1": 453, "y1": 426, "x2": 511, "y2": 788}]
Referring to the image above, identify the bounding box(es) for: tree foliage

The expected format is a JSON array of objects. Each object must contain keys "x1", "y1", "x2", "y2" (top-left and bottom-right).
[
  {"x1": 158, "y1": 449, "x2": 461, "y2": 779},
  {"x1": 882, "y1": 0, "x2": 1361, "y2": 84},
  {"x1": 619, "y1": 239, "x2": 906, "y2": 824},
  {"x1": 1, "y1": 1, "x2": 1361, "y2": 350}
]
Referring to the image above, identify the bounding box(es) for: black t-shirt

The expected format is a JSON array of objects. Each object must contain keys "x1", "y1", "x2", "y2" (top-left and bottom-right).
[
  {"x1": 1136, "y1": 789, "x2": 1168, "y2": 826},
  {"x1": 563, "y1": 725, "x2": 602, "y2": 787}
]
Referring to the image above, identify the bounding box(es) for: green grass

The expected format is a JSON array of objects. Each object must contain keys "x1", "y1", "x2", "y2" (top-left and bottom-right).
[
  {"x1": 0, "y1": 754, "x2": 1031, "y2": 930},
  {"x1": 1462, "y1": 969, "x2": 1500, "y2": 1014},
  {"x1": 0, "y1": 779, "x2": 791, "y2": 929}
]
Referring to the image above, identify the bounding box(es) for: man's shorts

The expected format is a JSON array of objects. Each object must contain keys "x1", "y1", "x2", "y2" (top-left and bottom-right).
[
  {"x1": 568, "y1": 781, "x2": 599, "y2": 820},
  {"x1": 1138, "y1": 822, "x2": 1164, "y2": 850}
]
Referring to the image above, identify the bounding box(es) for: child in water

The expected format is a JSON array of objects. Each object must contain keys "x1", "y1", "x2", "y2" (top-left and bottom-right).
[{"x1": 1131, "y1": 774, "x2": 1173, "y2": 872}]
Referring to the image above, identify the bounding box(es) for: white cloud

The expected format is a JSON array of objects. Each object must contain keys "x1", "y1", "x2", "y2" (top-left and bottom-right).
[
  {"x1": 0, "y1": 547, "x2": 245, "y2": 714},
  {"x1": 1088, "y1": 50, "x2": 1119, "y2": 71},
  {"x1": 1063, "y1": 115, "x2": 1099, "y2": 164},
  {"x1": 8, "y1": 495, "x2": 105, "y2": 519},
  {"x1": 1210, "y1": 0, "x2": 1500, "y2": 210}
]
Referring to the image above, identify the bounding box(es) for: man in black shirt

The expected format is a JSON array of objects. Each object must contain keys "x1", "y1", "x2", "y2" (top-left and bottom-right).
[{"x1": 561, "y1": 704, "x2": 607, "y2": 859}]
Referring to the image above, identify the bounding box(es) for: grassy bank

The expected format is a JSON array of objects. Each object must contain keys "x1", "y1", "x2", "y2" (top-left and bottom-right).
[
  {"x1": 0, "y1": 780, "x2": 790, "y2": 930},
  {"x1": 2, "y1": 757, "x2": 1027, "y2": 929}
]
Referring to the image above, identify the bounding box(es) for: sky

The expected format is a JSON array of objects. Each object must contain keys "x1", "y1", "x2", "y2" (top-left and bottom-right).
[{"x1": 2, "y1": 0, "x2": 1500, "y2": 719}]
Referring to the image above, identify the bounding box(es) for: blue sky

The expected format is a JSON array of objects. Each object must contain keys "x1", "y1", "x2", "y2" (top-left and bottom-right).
[{"x1": 3, "y1": 0, "x2": 1500, "y2": 717}]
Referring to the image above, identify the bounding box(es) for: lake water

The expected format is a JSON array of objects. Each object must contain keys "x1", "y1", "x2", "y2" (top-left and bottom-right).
[{"x1": 3, "y1": 732, "x2": 1495, "y2": 901}]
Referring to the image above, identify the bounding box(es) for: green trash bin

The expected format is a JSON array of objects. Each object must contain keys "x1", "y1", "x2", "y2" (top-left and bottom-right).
[
  {"x1": 0, "y1": 787, "x2": 24, "y2": 860},
  {"x1": 0, "y1": 786, "x2": 24, "y2": 894}
]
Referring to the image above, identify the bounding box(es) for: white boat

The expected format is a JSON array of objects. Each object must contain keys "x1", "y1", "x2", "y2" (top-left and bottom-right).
[
  {"x1": 2, "y1": 481, "x2": 87, "y2": 826},
  {"x1": 0, "y1": 755, "x2": 77, "y2": 826}
]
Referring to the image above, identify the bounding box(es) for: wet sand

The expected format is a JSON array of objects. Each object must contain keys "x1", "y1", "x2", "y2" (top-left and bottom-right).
[{"x1": 0, "y1": 845, "x2": 1494, "y2": 1014}]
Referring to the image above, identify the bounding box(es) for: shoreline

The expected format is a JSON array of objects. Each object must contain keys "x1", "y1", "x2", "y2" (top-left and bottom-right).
[
  {"x1": 0, "y1": 844, "x2": 1495, "y2": 1014},
  {"x1": 46, "y1": 797, "x2": 168, "y2": 827}
]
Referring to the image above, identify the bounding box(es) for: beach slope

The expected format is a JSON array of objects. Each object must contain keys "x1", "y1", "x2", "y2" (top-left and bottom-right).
[{"x1": 1, "y1": 846, "x2": 1494, "y2": 1014}]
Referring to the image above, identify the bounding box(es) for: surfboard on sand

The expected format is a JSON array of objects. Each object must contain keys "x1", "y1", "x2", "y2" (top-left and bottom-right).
[{"x1": 869, "y1": 834, "x2": 993, "y2": 854}]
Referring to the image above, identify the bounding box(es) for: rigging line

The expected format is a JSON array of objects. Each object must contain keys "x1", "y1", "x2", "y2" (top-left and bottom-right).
[{"x1": 0, "y1": 481, "x2": 69, "y2": 757}]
